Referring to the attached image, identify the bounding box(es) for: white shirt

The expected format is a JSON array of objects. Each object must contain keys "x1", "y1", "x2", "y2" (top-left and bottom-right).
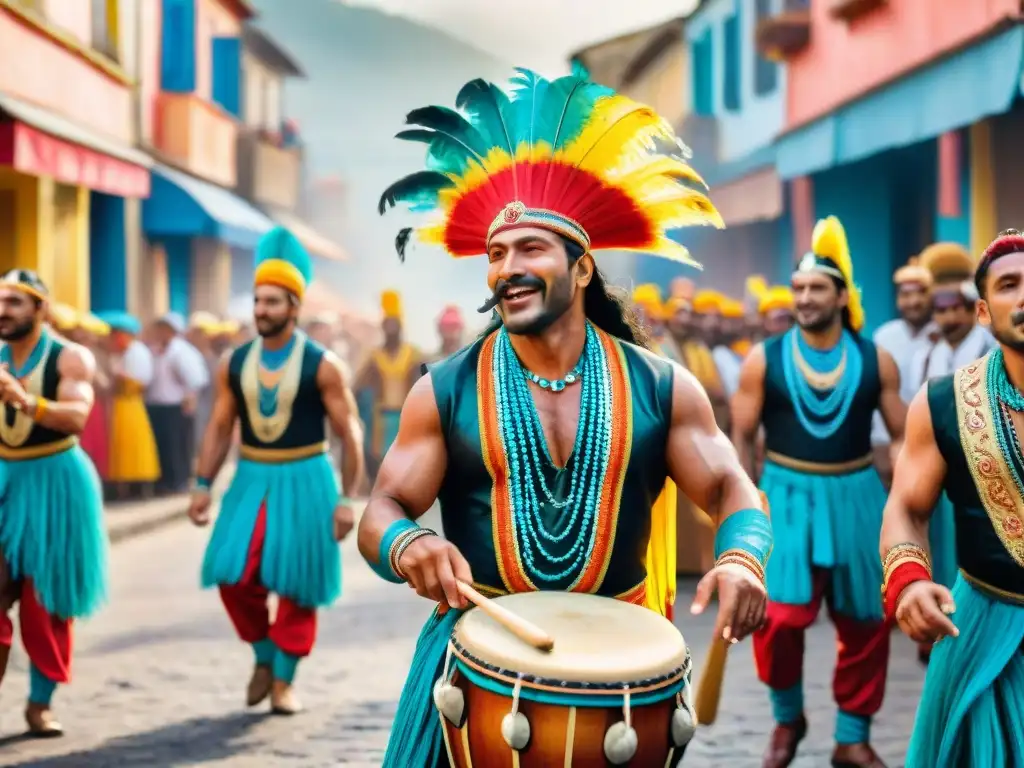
[
  {"x1": 146, "y1": 336, "x2": 210, "y2": 405},
  {"x1": 712, "y1": 345, "x2": 742, "y2": 399},
  {"x1": 911, "y1": 324, "x2": 995, "y2": 389},
  {"x1": 871, "y1": 319, "x2": 937, "y2": 445},
  {"x1": 120, "y1": 339, "x2": 154, "y2": 387}
]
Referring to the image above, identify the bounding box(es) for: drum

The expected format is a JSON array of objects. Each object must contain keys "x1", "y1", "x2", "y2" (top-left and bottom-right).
[{"x1": 433, "y1": 592, "x2": 695, "y2": 767}]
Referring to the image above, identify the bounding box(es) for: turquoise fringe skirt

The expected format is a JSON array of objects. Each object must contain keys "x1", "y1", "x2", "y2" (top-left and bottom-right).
[
  {"x1": 905, "y1": 576, "x2": 1024, "y2": 767},
  {"x1": 0, "y1": 446, "x2": 108, "y2": 619},
  {"x1": 201, "y1": 454, "x2": 341, "y2": 609},
  {"x1": 760, "y1": 461, "x2": 887, "y2": 620}
]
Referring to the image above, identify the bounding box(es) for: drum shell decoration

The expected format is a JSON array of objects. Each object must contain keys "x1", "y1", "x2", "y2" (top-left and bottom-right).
[{"x1": 437, "y1": 592, "x2": 694, "y2": 767}]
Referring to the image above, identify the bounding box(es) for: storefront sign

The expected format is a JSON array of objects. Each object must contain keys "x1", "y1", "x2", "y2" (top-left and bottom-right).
[{"x1": 0, "y1": 122, "x2": 150, "y2": 198}]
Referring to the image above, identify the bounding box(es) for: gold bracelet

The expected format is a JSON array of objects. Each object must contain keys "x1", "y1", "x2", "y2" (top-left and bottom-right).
[
  {"x1": 717, "y1": 547, "x2": 766, "y2": 572},
  {"x1": 882, "y1": 542, "x2": 931, "y2": 572},
  {"x1": 716, "y1": 549, "x2": 766, "y2": 583},
  {"x1": 389, "y1": 528, "x2": 436, "y2": 579},
  {"x1": 32, "y1": 397, "x2": 48, "y2": 421},
  {"x1": 880, "y1": 545, "x2": 932, "y2": 596}
]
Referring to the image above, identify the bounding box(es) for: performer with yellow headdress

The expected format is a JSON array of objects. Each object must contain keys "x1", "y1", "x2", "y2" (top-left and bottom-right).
[
  {"x1": 748, "y1": 276, "x2": 795, "y2": 338},
  {"x1": 632, "y1": 283, "x2": 682, "y2": 364},
  {"x1": 0, "y1": 270, "x2": 108, "y2": 736},
  {"x1": 732, "y1": 217, "x2": 906, "y2": 767},
  {"x1": 189, "y1": 227, "x2": 365, "y2": 715},
  {"x1": 359, "y1": 67, "x2": 771, "y2": 767},
  {"x1": 354, "y1": 290, "x2": 423, "y2": 482}
]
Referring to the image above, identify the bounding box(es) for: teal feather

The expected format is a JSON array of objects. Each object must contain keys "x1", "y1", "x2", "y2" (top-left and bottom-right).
[
  {"x1": 378, "y1": 171, "x2": 455, "y2": 215},
  {"x1": 404, "y1": 106, "x2": 488, "y2": 156},
  {"x1": 394, "y1": 129, "x2": 480, "y2": 175},
  {"x1": 255, "y1": 226, "x2": 313, "y2": 285},
  {"x1": 455, "y1": 78, "x2": 514, "y2": 154}
]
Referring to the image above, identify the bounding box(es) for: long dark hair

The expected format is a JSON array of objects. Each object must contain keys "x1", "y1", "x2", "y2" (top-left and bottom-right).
[{"x1": 480, "y1": 237, "x2": 652, "y2": 349}]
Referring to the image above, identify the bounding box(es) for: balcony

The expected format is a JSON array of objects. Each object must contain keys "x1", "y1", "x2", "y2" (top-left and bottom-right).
[
  {"x1": 236, "y1": 128, "x2": 302, "y2": 211},
  {"x1": 755, "y1": 0, "x2": 811, "y2": 62},
  {"x1": 830, "y1": 0, "x2": 886, "y2": 22},
  {"x1": 154, "y1": 92, "x2": 237, "y2": 187}
]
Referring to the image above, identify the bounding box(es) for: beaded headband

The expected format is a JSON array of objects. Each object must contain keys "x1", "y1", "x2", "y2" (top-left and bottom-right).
[
  {"x1": 0, "y1": 269, "x2": 48, "y2": 302},
  {"x1": 486, "y1": 201, "x2": 591, "y2": 252},
  {"x1": 793, "y1": 252, "x2": 845, "y2": 283}
]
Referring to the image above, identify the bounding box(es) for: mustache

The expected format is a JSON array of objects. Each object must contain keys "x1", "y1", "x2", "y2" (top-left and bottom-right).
[
  {"x1": 1011, "y1": 309, "x2": 1024, "y2": 326},
  {"x1": 476, "y1": 275, "x2": 545, "y2": 314}
]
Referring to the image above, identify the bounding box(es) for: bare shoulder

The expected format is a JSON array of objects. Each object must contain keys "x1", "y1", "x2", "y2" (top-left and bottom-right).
[
  {"x1": 57, "y1": 341, "x2": 96, "y2": 380},
  {"x1": 667, "y1": 361, "x2": 716, "y2": 427},
  {"x1": 317, "y1": 347, "x2": 350, "y2": 385},
  {"x1": 740, "y1": 341, "x2": 767, "y2": 373},
  {"x1": 905, "y1": 386, "x2": 936, "y2": 440}
]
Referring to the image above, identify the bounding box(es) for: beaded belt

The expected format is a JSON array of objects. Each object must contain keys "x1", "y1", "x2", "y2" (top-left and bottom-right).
[
  {"x1": 765, "y1": 451, "x2": 874, "y2": 476},
  {"x1": 0, "y1": 436, "x2": 78, "y2": 461},
  {"x1": 238, "y1": 441, "x2": 328, "y2": 463},
  {"x1": 960, "y1": 569, "x2": 1024, "y2": 606}
]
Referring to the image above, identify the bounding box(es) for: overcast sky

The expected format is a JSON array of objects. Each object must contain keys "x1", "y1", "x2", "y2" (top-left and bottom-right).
[{"x1": 333, "y1": 0, "x2": 700, "y2": 74}]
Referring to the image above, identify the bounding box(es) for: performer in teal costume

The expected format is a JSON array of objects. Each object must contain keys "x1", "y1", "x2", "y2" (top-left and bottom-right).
[
  {"x1": 733, "y1": 218, "x2": 908, "y2": 768},
  {"x1": 359, "y1": 67, "x2": 774, "y2": 767},
  {"x1": 0, "y1": 269, "x2": 108, "y2": 737},
  {"x1": 188, "y1": 228, "x2": 364, "y2": 715},
  {"x1": 882, "y1": 229, "x2": 1024, "y2": 767}
]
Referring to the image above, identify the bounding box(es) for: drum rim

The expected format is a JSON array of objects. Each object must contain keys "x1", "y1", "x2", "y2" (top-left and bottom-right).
[{"x1": 451, "y1": 638, "x2": 692, "y2": 695}]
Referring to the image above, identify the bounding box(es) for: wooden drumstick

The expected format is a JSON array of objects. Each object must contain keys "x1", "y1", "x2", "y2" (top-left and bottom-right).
[
  {"x1": 693, "y1": 637, "x2": 729, "y2": 726},
  {"x1": 456, "y1": 581, "x2": 555, "y2": 653}
]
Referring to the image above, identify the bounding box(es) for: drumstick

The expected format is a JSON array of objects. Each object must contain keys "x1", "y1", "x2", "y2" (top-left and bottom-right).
[
  {"x1": 456, "y1": 581, "x2": 555, "y2": 652},
  {"x1": 693, "y1": 637, "x2": 729, "y2": 726}
]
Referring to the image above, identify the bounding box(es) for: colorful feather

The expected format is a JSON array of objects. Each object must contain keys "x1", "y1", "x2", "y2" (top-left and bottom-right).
[
  {"x1": 812, "y1": 216, "x2": 864, "y2": 331},
  {"x1": 379, "y1": 68, "x2": 722, "y2": 264}
]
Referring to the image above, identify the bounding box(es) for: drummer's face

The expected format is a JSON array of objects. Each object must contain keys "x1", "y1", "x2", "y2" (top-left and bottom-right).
[{"x1": 487, "y1": 226, "x2": 577, "y2": 336}]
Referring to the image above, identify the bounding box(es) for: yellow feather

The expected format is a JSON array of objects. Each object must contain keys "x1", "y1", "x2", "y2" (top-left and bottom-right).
[
  {"x1": 558, "y1": 100, "x2": 674, "y2": 173},
  {"x1": 746, "y1": 275, "x2": 769, "y2": 300},
  {"x1": 608, "y1": 155, "x2": 708, "y2": 190},
  {"x1": 621, "y1": 237, "x2": 702, "y2": 269},
  {"x1": 811, "y1": 216, "x2": 864, "y2": 332},
  {"x1": 643, "y1": 193, "x2": 725, "y2": 231}
]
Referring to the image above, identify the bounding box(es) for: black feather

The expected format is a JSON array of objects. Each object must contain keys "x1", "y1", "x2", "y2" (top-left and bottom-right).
[
  {"x1": 377, "y1": 171, "x2": 454, "y2": 216},
  {"x1": 395, "y1": 227, "x2": 413, "y2": 263},
  {"x1": 405, "y1": 106, "x2": 486, "y2": 155}
]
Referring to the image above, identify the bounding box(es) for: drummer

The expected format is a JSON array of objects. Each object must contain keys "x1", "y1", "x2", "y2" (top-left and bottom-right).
[{"x1": 358, "y1": 68, "x2": 772, "y2": 767}]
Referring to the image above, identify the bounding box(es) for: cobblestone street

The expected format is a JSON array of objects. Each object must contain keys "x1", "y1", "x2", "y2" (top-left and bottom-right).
[{"x1": 0, "y1": 509, "x2": 927, "y2": 767}]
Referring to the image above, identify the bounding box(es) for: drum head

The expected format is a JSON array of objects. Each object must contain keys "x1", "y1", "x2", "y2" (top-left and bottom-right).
[{"x1": 453, "y1": 592, "x2": 687, "y2": 685}]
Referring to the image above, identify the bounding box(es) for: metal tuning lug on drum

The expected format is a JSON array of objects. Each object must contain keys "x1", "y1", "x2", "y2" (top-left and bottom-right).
[
  {"x1": 500, "y1": 674, "x2": 531, "y2": 751},
  {"x1": 433, "y1": 643, "x2": 466, "y2": 728},
  {"x1": 603, "y1": 686, "x2": 639, "y2": 765}
]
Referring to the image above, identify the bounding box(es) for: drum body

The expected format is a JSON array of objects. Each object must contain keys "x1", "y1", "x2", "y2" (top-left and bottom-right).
[{"x1": 435, "y1": 592, "x2": 695, "y2": 767}]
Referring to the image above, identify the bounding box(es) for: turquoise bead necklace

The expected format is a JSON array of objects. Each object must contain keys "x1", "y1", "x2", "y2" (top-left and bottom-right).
[
  {"x1": 986, "y1": 348, "x2": 1024, "y2": 495},
  {"x1": 493, "y1": 323, "x2": 611, "y2": 583},
  {"x1": 257, "y1": 333, "x2": 296, "y2": 417},
  {"x1": 781, "y1": 327, "x2": 863, "y2": 440}
]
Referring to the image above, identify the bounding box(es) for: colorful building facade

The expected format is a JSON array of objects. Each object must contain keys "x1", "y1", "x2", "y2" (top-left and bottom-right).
[
  {"x1": 636, "y1": 0, "x2": 792, "y2": 295},
  {"x1": 140, "y1": 0, "x2": 272, "y2": 320},
  {"x1": 769, "y1": 0, "x2": 1021, "y2": 330},
  {"x1": 0, "y1": 0, "x2": 151, "y2": 312}
]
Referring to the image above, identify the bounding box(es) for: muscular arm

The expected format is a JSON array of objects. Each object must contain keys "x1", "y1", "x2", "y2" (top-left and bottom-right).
[
  {"x1": 28, "y1": 344, "x2": 95, "y2": 435},
  {"x1": 356, "y1": 374, "x2": 448, "y2": 566},
  {"x1": 668, "y1": 363, "x2": 764, "y2": 526},
  {"x1": 730, "y1": 343, "x2": 766, "y2": 480},
  {"x1": 878, "y1": 348, "x2": 907, "y2": 452},
  {"x1": 879, "y1": 388, "x2": 946, "y2": 557},
  {"x1": 317, "y1": 351, "x2": 365, "y2": 498},
  {"x1": 194, "y1": 355, "x2": 238, "y2": 484}
]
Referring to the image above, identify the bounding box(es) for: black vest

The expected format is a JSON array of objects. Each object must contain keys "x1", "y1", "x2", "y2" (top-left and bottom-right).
[
  {"x1": 2, "y1": 336, "x2": 69, "y2": 449},
  {"x1": 428, "y1": 331, "x2": 675, "y2": 596},
  {"x1": 228, "y1": 336, "x2": 327, "y2": 449},
  {"x1": 762, "y1": 332, "x2": 881, "y2": 463}
]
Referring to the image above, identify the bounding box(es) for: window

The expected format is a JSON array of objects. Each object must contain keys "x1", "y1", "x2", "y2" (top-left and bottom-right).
[
  {"x1": 161, "y1": 0, "x2": 197, "y2": 93},
  {"x1": 723, "y1": 13, "x2": 741, "y2": 112},
  {"x1": 753, "y1": 0, "x2": 778, "y2": 95},
  {"x1": 691, "y1": 29, "x2": 713, "y2": 116},
  {"x1": 91, "y1": 0, "x2": 119, "y2": 62}
]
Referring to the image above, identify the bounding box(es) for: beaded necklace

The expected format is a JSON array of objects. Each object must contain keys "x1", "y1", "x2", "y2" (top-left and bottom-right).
[
  {"x1": 493, "y1": 323, "x2": 611, "y2": 583},
  {"x1": 781, "y1": 328, "x2": 863, "y2": 440},
  {"x1": 986, "y1": 348, "x2": 1024, "y2": 495},
  {"x1": 258, "y1": 334, "x2": 296, "y2": 416}
]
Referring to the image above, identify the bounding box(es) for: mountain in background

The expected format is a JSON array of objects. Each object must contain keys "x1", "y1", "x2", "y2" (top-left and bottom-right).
[{"x1": 250, "y1": 0, "x2": 510, "y2": 344}]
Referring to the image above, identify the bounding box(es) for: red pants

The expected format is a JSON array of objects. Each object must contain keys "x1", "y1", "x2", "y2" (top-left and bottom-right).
[
  {"x1": 752, "y1": 569, "x2": 890, "y2": 716},
  {"x1": 0, "y1": 579, "x2": 72, "y2": 684},
  {"x1": 218, "y1": 504, "x2": 317, "y2": 657}
]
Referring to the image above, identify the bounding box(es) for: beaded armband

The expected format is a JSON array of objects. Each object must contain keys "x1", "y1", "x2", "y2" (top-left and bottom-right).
[
  {"x1": 881, "y1": 543, "x2": 932, "y2": 621},
  {"x1": 716, "y1": 548, "x2": 766, "y2": 584}
]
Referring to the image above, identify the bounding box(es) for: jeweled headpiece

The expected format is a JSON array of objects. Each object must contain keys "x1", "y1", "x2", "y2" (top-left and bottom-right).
[
  {"x1": 378, "y1": 68, "x2": 723, "y2": 263},
  {"x1": 793, "y1": 216, "x2": 864, "y2": 332}
]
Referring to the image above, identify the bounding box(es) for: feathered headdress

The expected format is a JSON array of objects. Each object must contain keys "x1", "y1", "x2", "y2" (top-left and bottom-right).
[
  {"x1": 378, "y1": 68, "x2": 723, "y2": 264},
  {"x1": 746, "y1": 275, "x2": 769, "y2": 302},
  {"x1": 794, "y1": 216, "x2": 864, "y2": 332}
]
